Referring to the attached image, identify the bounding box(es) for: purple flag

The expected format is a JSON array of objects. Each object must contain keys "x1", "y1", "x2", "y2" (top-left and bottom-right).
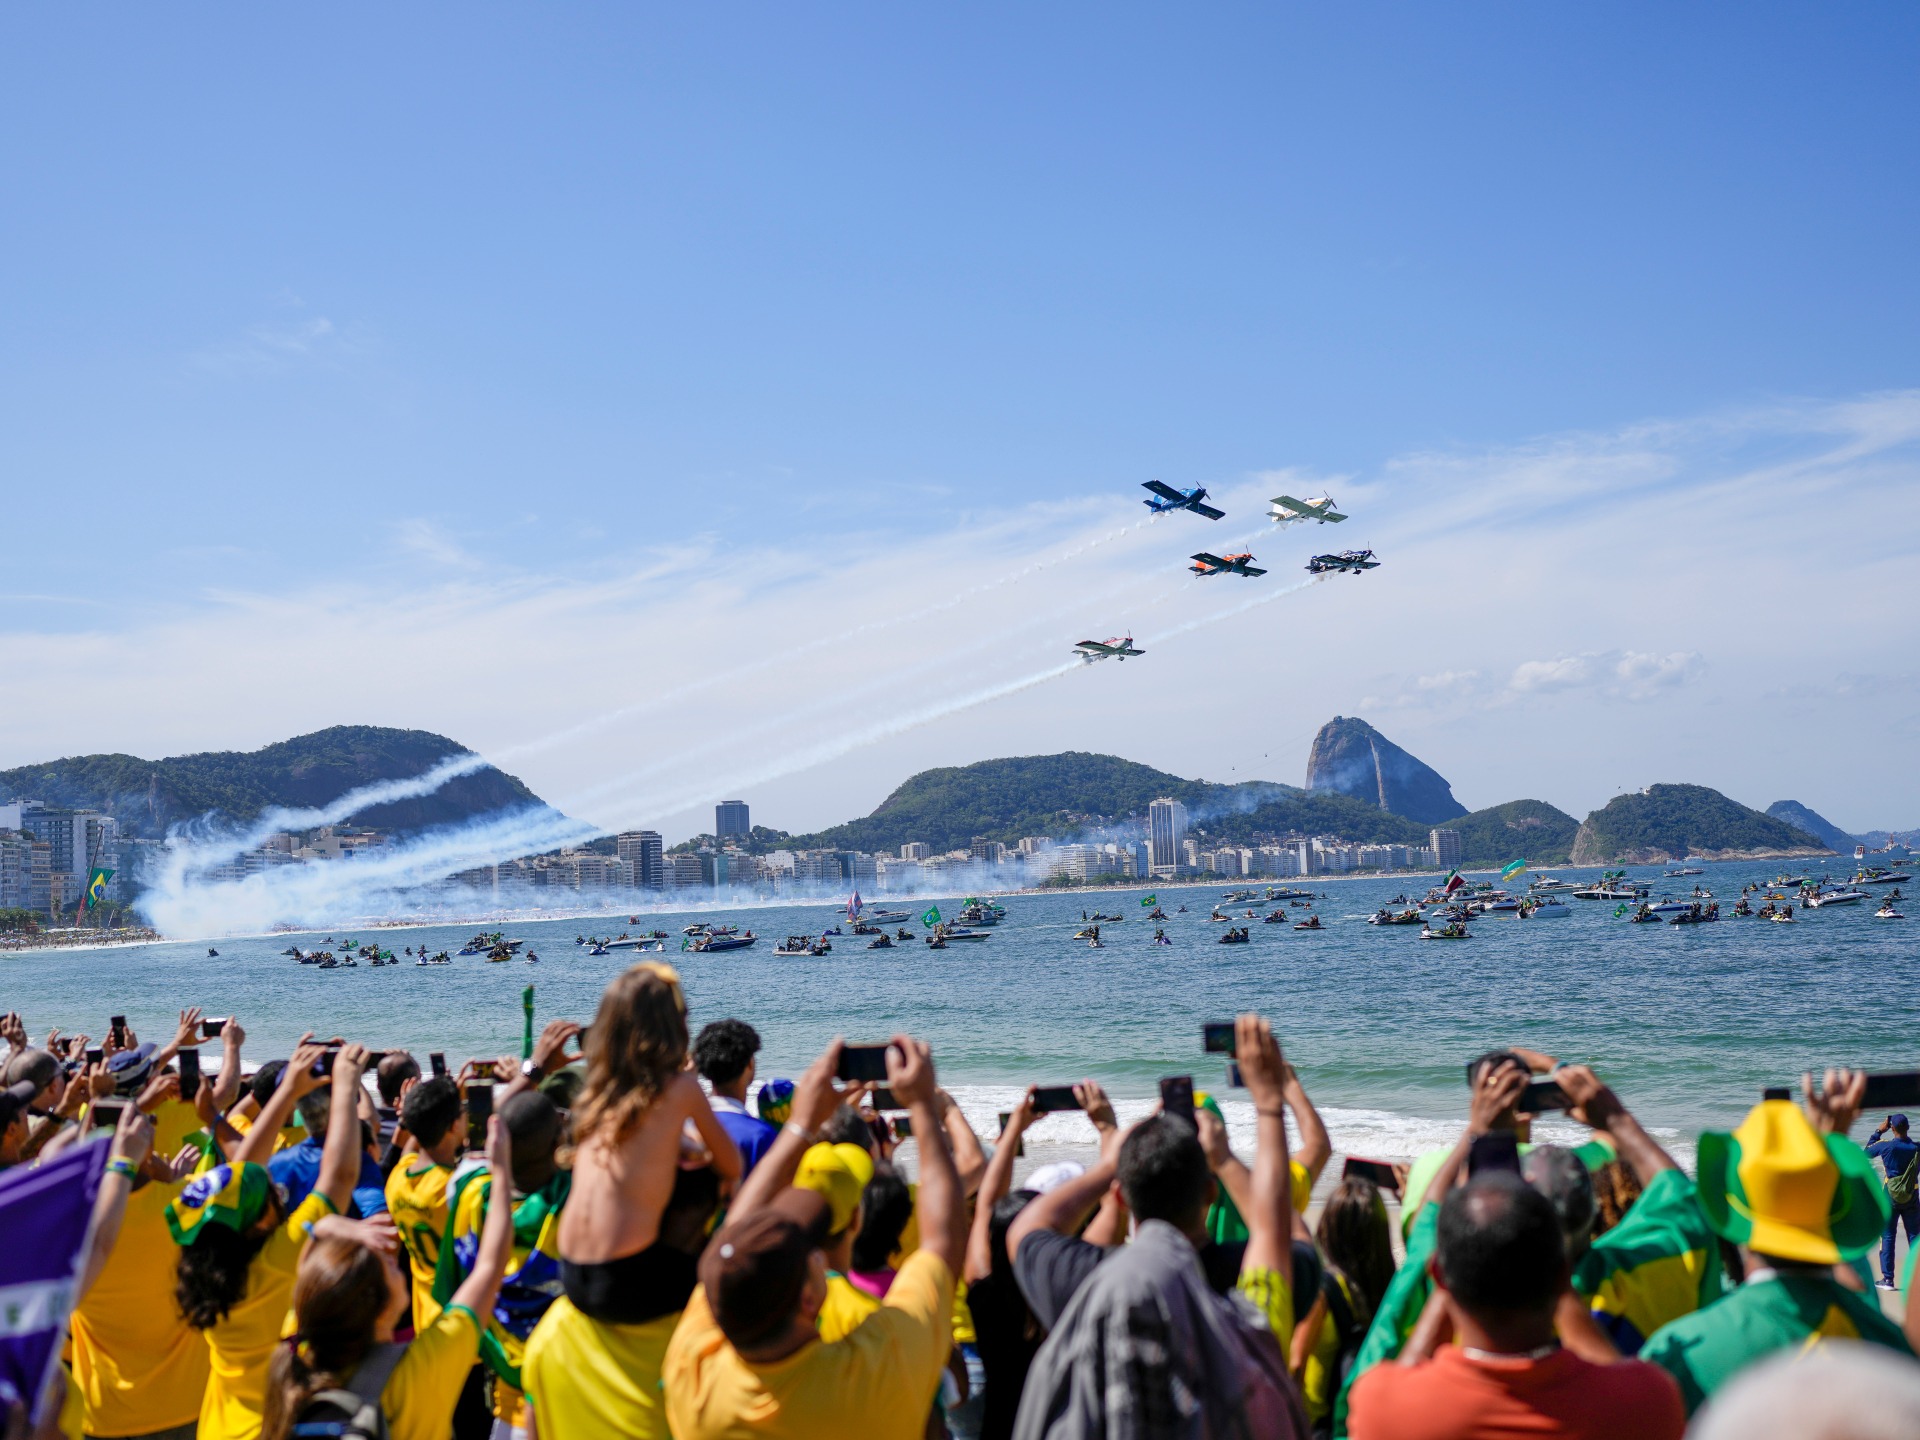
[{"x1": 0, "y1": 1136, "x2": 109, "y2": 1424}]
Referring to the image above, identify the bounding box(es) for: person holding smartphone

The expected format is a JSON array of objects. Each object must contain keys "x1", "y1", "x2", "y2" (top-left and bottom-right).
[{"x1": 1863, "y1": 1112, "x2": 1920, "y2": 1291}]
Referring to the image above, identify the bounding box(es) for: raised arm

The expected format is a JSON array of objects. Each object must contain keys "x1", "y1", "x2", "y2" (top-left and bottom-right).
[
  {"x1": 939, "y1": 1090, "x2": 988, "y2": 1198},
  {"x1": 682, "y1": 1078, "x2": 744, "y2": 1191},
  {"x1": 149, "y1": 1008, "x2": 205, "y2": 1076},
  {"x1": 209, "y1": 1020, "x2": 247, "y2": 1115},
  {"x1": 966, "y1": 1089, "x2": 1034, "y2": 1284},
  {"x1": 233, "y1": 1040, "x2": 328, "y2": 1169},
  {"x1": 888, "y1": 1034, "x2": 964, "y2": 1275},
  {"x1": 499, "y1": 1021, "x2": 582, "y2": 1103},
  {"x1": 1556, "y1": 1065, "x2": 1677, "y2": 1185},
  {"x1": 727, "y1": 1039, "x2": 858, "y2": 1222},
  {"x1": 1197, "y1": 1105, "x2": 1257, "y2": 1221},
  {"x1": 1419, "y1": 1062, "x2": 1531, "y2": 1211},
  {"x1": 450, "y1": 1116, "x2": 519, "y2": 1318},
  {"x1": 1236, "y1": 1013, "x2": 1293, "y2": 1278},
  {"x1": 315, "y1": 1044, "x2": 373, "y2": 1214},
  {"x1": 1284, "y1": 1063, "x2": 1332, "y2": 1184}
]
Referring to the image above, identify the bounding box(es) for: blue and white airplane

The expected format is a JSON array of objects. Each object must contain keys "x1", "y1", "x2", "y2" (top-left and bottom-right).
[{"x1": 1141, "y1": 480, "x2": 1225, "y2": 520}]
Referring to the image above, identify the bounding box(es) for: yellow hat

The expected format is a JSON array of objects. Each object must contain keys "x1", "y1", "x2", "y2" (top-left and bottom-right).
[
  {"x1": 793, "y1": 1142, "x2": 874, "y2": 1234},
  {"x1": 1697, "y1": 1100, "x2": 1888, "y2": 1264}
]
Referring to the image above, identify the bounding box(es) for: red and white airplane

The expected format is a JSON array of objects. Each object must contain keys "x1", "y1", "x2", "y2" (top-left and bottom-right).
[{"x1": 1073, "y1": 636, "x2": 1145, "y2": 663}]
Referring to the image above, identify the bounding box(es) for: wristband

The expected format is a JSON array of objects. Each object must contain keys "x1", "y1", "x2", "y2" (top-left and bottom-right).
[
  {"x1": 783, "y1": 1121, "x2": 817, "y2": 1145},
  {"x1": 106, "y1": 1157, "x2": 138, "y2": 1179}
]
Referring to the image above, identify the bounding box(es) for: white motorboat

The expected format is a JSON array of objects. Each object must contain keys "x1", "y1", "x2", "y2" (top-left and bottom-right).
[
  {"x1": 1646, "y1": 900, "x2": 1697, "y2": 916},
  {"x1": 1518, "y1": 898, "x2": 1571, "y2": 918},
  {"x1": 1804, "y1": 889, "x2": 1869, "y2": 908}
]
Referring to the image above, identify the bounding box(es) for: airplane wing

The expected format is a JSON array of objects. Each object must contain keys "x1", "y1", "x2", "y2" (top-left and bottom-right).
[
  {"x1": 1142, "y1": 480, "x2": 1187, "y2": 503},
  {"x1": 1241, "y1": 564, "x2": 1269, "y2": 576},
  {"x1": 1074, "y1": 640, "x2": 1112, "y2": 653},
  {"x1": 1190, "y1": 552, "x2": 1226, "y2": 567},
  {"x1": 1271, "y1": 495, "x2": 1313, "y2": 516},
  {"x1": 1321, "y1": 508, "x2": 1348, "y2": 523},
  {"x1": 1190, "y1": 501, "x2": 1226, "y2": 520}
]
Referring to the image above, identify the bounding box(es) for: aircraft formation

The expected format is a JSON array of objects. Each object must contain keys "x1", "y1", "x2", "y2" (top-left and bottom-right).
[{"x1": 1073, "y1": 482, "x2": 1380, "y2": 662}]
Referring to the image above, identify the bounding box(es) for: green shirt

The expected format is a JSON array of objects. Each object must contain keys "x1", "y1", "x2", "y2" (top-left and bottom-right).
[
  {"x1": 1573, "y1": 1169, "x2": 1724, "y2": 1355},
  {"x1": 1640, "y1": 1271, "x2": 1913, "y2": 1414},
  {"x1": 1332, "y1": 1201, "x2": 1439, "y2": 1438}
]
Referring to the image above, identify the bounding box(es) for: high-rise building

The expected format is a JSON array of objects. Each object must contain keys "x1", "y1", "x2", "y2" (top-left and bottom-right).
[
  {"x1": 13, "y1": 804, "x2": 117, "y2": 897},
  {"x1": 900, "y1": 842, "x2": 931, "y2": 861},
  {"x1": 1431, "y1": 828, "x2": 1464, "y2": 869},
  {"x1": 969, "y1": 836, "x2": 1005, "y2": 864},
  {"x1": 616, "y1": 830, "x2": 666, "y2": 889},
  {"x1": 715, "y1": 801, "x2": 750, "y2": 841},
  {"x1": 1148, "y1": 798, "x2": 1188, "y2": 876}
]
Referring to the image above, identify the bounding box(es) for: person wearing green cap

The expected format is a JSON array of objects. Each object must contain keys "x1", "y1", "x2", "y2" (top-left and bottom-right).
[{"x1": 1639, "y1": 1070, "x2": 1914, "y2": 1414}]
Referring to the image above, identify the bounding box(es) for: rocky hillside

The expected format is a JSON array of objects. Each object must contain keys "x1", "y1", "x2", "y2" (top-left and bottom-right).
[
  {"x1": 0, "y1": 726, "x2": 550, "y2": 838},
  {"x1": 1570, "y1": 784, "x2": 1829, "y2": 864},
  {"x1": 1304, "y1": 716, "x2": 1467, "y2": 824},
  {"x1": 1765, "y1": 800, "x2": 1858, "y2": 855}
]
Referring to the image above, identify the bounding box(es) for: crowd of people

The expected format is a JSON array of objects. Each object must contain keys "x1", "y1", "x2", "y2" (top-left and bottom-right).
[{"x1": 3, "y1": 966, "x2": 1920, "y2": 1440}]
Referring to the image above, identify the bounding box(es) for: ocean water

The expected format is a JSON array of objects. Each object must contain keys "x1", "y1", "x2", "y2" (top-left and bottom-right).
[{"x1": 5, "y1": 862, "x2": 1911, "y2": 1172}]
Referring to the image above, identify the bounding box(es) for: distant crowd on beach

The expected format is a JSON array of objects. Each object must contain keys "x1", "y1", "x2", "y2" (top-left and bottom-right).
[{"x1": 3, "y1": 970, "x2": 1920, "y2": 1440}]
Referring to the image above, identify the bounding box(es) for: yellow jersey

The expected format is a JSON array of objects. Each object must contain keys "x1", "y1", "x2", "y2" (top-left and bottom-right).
[
  {"x1": 817, "y1": 1272, "x2": 881, "y2": 1343},
  {"x1": 71, "y1": 1178, "x2": 210, "y2": 1437},
  {"x1": 380, "y1": 1304, "x2": 483, "y2": 1440},
  {"x1": 386, "y1": 1157, "x2": 455, "y2": 1330},
  {"x1": 523, "y1": 1297, "x2": 680, "y2": 1440}
]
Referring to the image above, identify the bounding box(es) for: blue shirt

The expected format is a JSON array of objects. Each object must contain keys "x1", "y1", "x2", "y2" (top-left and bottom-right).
[
  {"x1": 1865, "y1": 1133, "x2": 1920, "y2": 1198},
  {"x1": 268, "y1": 1134, "x2": 390, "y2": 1218},
  {"x1": 709, "y1": 1096, "x2": 778, "y2": 1175}
]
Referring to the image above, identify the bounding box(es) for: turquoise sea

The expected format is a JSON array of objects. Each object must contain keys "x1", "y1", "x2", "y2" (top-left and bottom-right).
[{"x1": 5, "y1": 861, "x2": 1913, "y2": 1170}]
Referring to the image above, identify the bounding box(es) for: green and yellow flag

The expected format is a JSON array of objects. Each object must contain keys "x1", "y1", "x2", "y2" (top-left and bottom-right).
[
  {"x1": 85, "y1": 868, "x2": 114, "y2": 908},
  {"x1": 1501, "y1": 859, "x2": 1526, "y2": 882},
  {"x1": 522, "y1": 985, "x2": 535, "y2": 1060},
  {"x1": 1140, "y1": 893, "x2": 1157, "y2": 907},
  {"x1": 921, "y1": 905, "x2": 941, "y2": 928}
]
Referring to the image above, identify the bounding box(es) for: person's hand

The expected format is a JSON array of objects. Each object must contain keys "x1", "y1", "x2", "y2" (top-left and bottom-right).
[
  {"x1": 484, "y1": 1113, "x2": 512, "y2": 1179},
  {"x1": 1195, "y1": 1105, "x2": 1237, "y2": 1172},
  {"x1": 792, "y1": 1039, "x2": 863, "y2": 1134},
  {"x1": 1802, "y1": 1067, "x2": 1865, "y2": 1137},
  {"x1": 334, "y1": 1043, "x2": 371, "y2": 1084},
  {"x1": 1075, "y1": 1080, "x2": 1117, "y2": 1135},
  {"x1": 0, "y1": 1012, "x2": 26, "y2": 1051},
  {"x1": 531, "y1": 1021, "x2": 582, "y2": 1075},
  {"x1": 44, "y1": 1028, "x2": 63, "y2": 1054},
  {"x1": 286, "y1": 1040, "x2": 330, "y2": 1098},
  {"x1": 1554, "y1": 1065, "x2": 1625, "y2": 1132},
  {"x1": 86, "y1": 1064, "x2": 115, "y2": 1102},
  {"x1": 60, "y1": 1034, "x2": 89, "y2": 1062},
  {"x1": 885, "y1": 1034, "x2": 937, "y2": 1108},
  {"x1": 171, "y1": 1008, "x2": 204, "y2": 1052},
  {"x1": 1508, "y1": 1046, "x2": 1558, "y2": 1075},
  {"x1": 312, "y1": 1213, "x2": 400, "y2": 1256},
  {"x1": 221, "y1": 1020, "x2": 246, "y2": 1050},
  {"x1": 1002, "y1": 1087, "x2": 1038, "y2": 1138},
  {"x1": 135, "y1": 1070, "x2": 180, "y2": 1115},
  {"x1": 1235, "y1": 1014, "x2": 1286, "y2": 1111},
  {"x1": 1468, "y1": 1061, "x2": 1530, "y2": 1135},
  {"x1": 109, "y1": 1103, "x2": 156, "y2": 1171}
]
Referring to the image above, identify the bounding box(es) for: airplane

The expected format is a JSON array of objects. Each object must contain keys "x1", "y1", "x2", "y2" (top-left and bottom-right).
[
  {"x1": 1190, "y1": 552, "x2": 1267, "y2": 578},
  {"x1": 1268, "y1": 493, "x2": 1347, "y2": 527},
  {"x1": 1141, "y1": 480, "x2": 1225, "y2": 520},
  {"x1": 1073, "y1": 636, "x2": 1145, "y2": 663},
  {"x1": 1306, "y1": 549, "x2": 1380, "y2": 576}
]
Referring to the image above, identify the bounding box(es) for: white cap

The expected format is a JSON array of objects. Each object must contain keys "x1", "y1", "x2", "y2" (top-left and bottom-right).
[{"x1": 1023, "y1": 1161, "x2": 1086, "y2": 1195}]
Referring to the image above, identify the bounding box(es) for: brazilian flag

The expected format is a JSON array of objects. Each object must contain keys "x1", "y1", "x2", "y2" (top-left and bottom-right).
[
  {"x1": 1140, "y1": 893, "x2": 1157, "y2": 908},
  {"x1": 1501, "y1": 859, "x2": 1527, "y2": 882},
  {"x1": 85, "y1": 868, "x2": 114, "y2": 908},
  {"x1": 921, "y1": 905, "x2": 941, "y2": 928}
]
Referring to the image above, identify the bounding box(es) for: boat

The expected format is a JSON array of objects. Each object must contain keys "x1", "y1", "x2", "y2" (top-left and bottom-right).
[
  {"x1": 1073, "y1": 926, "x2": 1101, "y2": 940},
  {"x1": 1528, "y1": 877, "x2": 1577, "y2": 893},
  {"x1": 1574, "y1": 884, "x2": 1645, "y2": 901},
  {"x1": 1626, "y1": 904, "x2": 1663, "y2": 924},
  {"x1": 1769, "y1": 874, "x2": 1809, "y2": 889},
  {"x1": 867, "y1": 935, "x2": 894, "y2": 948},
  {"x1": 1146, "y1": 908, "x2": 1169, "y2": 921},
  {"x1": 1804, "y1": 889, "x2": 1868, "y2": 908},
  {"x1": 957, "y1": 901, "x2": 1005, "y2": 926},
  {"x1": 772, "y1": 936, "x2": 818, "y2": 957},
  {"x1": 1421, "y1": 922, "x2": 1471, "y2": 940},
  {"x1": 1152, "y1": 928, "x2": 1172, "y2": 945},
  {"x1": 939, "y1": 927, "x2": 992, "y2": 941},
  {"x1": 1263, "y1": 910, "x2": 1291, "y2": 924},
  {"x1": 866, "y1": 909, "x2": 911, "y2": 924},
  {"x1": 1875, "y1": 904, "x2": 1905, "y2": 919},
  {"x1": 1665, "y1": 867, "x2": 1705, "y2": 877},
  {"x1": 1217, "y1": 927, "x2": 1250, "y2": 944},
  {"x1": 1770, "y1": 910, "x2": 1795, "y2": 924},
  {"x1": 1264, "y1": 888, "x2": 1313, "y2": 901},
  {"x1": 1646, "y1": 900, "x2": 1697, "y2": 916},
  {"x1": 1854, "y1": 868, "x2": 1912, "y2": 886},
  {"x1": 1517, "y1": 898, "x2": 1570, "y2": 919},
  {"x1": 1292, "y1": 916, "x2": 1323, "y2": 931},
  {"x1": 1668, "y1": 904, "x2": 1720, "y2": 925},
  {"x1": 690, "y1": 932, "x2": 757, "y2": 953},
  {"x1": 603, "y1": 935, "x2": 666, "y2": 949},
  {"x1": 1368, "y1": 908, "x2": 1425, "y2": 926},
  {"x1": 851, "y1": 922, "x2": 883, "y2": 935},
  {"x1": 1475, "y1": 898, "x2": 1520, "y2": 914}
]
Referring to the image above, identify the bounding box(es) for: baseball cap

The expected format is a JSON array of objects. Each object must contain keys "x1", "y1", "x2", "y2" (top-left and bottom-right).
[
  {"x1": 699, "y1": 1187, "x2": 832, "y2": 1350},
  {"x1": 107, "y1": 1043, "x2": 158, "y2": 1090},
  {"x1": 1024, "y1": 1161, "x2": 1085, "y2": 1195},
  {"x1": 757, "y1": 1077, "x2": 795, "y2": 1126},
  {"x1": 793, "y1": 1142, "x2": 874, "y2": 1234}
]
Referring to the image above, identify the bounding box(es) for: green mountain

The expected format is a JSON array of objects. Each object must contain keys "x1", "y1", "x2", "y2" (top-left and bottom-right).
[
  {"x1": 1764, "y1": 801, "x2": 1858, "y2": 854},
  {"x1": 1569, "y1": 784, "x2": 1828, "y2": 865},
  {"x1": 787, "y1": 750, "x2": 1570, "y2": 866},
  {"x1": 1446, "y1": 799, "x2": 1581, "y2": 867},
  {"x1": 0, "y1": 725, "x2": 550, "y2": 839}
]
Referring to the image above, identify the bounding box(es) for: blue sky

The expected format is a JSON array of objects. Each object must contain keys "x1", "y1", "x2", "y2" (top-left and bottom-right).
[{"x1": 4, "y1": 5, "x2": 1918, "y2": 837}]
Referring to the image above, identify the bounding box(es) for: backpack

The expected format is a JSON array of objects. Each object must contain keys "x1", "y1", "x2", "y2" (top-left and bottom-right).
[
  {"x1": 289, "y1": 1342, "x2": 406, "y2": 1440},
  {"x1": 1321, "y1": 1269, "x2": 1371, "y2": 1390},
  {"x1": 1889, "y1": 1152, "x2": 1920, "y2": 1208}
]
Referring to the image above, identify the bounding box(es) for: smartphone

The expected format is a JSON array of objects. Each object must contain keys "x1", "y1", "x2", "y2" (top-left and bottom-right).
[
  {"x1": 1860, "y1": 1072, "x2": 1920, "y2": 1109},
  {"x1": 1203, "y1": 1021, "x2": 1236, "y2": 1055},
  {"x1": 1159, "y1": 1075, "x2": 1195, "y2": 1125},
  {"x1": 109, "y1": 1015, "x2": 128, "y2": 1047},
  {"x1": 1343, "y1": 1156, "x2": 1402, "y2": 1196},
  {"x1": 836, "y1": 1044, "x2": 893, "y2": 1084},
  {"x1": 1762, "y1": 1086, "x2": 1792, "y2": 1102},
  {"x1": 1519, "y1": 1078, "x2": 1570, "y2": 1113},
  {"x1": 1031, "y1": 1086, "x2": 1082, "y2": 1114},
  {"x1": 90, "y1": 1097, "x2": 129, "y2": 1132},
  {"x1": 430, "y1": 1052, "x2": 448, "y2": 1079},
  {"x1": 201, "y1": 1017, "x2": 228, "y2": 1038},
  {"x1": 996, "y1": 1111, "x2": 1024, "y2": 1158},
  {"x1": 869, "y1": 1087, "x2": 903, "y2": 1111},
  {"x1": 85, "y1": 1047, "x2": 103, "y2": 1066},
  {"x1": 311, "y1": 1046, "x2": 342, "y2": 1078},
  {"x1": 1468, "y1": 1131, "x2": 1522, "y2": 1177},
  {"x1": 465, "y1": 1082, "x2": 494, "y2": 1147},
  {"x1": 1225, "y1": 1060, "x2": 1245, "y2": 1089},
  {"x1": 891, "y1": 1116, "x2": 912, "y2": 1140},
  {"x1": 178, "y1": 1048, "x2": 202, "y2": 1101}
]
